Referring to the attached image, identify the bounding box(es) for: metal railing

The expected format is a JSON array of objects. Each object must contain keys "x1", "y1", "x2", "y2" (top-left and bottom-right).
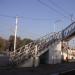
[{"x1": 9, "y1": 31, "x2": 62, "y2": 65}]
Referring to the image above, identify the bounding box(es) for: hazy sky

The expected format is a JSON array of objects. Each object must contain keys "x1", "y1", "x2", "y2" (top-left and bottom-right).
[{"x1": 0, "y1": 0, "x2": 75, "y2": 39}]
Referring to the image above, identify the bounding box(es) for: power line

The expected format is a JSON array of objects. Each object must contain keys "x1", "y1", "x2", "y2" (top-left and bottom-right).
[
  {"x1": 37, "y1": 0, "x2": 69, "y2": 18},
  {"x1": 0, "y1": 14, "x2": 16, "y2": 19},
  {"x1": 0, "y1": 14, "x2": 55, "y2": 21},
  {"x1": 19, "y1": 16, "x2": 53, "y2": 20},
  {"x1": 48, "y1": 0, "x2": 71, "y2": 16},
  {"x1": 48, "y1": 0, "x2": 75, "y2": 22}
]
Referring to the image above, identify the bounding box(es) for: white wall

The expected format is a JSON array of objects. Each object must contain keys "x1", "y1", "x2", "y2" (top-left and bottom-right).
[{"x1": 48, "y1": 41, "x2": 62, "y2": 64}]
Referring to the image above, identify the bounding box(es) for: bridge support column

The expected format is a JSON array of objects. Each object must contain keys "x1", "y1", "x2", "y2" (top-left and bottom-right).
[
  {"x1": 48, "y1": 41, "x2": 62, "y2": 64},
  {"x1": 32, "y1": 45, "x2": 39, "y2": 67},
  {"x1": 33, "y1": 56, "x2": 39, "y2": 67}
]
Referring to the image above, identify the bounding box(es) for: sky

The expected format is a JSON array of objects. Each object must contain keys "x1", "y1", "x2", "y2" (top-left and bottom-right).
[{"x1": 0, "y1": 0, "x2": 75, "y2": 40}]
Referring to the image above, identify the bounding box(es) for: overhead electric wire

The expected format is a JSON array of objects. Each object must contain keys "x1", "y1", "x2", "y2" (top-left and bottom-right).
[
  {"x1": 37, "y1": 0, "x2": 69, "y2": 18},
  {"x1": 0, "y1": 14, "x2": 16, "y2": 19},
  {"x1": 0, "y1": 14, "x2": 53, "y2": 21},
  {"x1": 48, "y1": 0, "x2": 71, "y2": 16},
  {"x1": 19, "y1": 16, "x2": 53, "y2": 20},
  {"x1": 48, "y1": 0, "x2": 75, "y2": 21},
  {"x1": 0, "y1": 0, "x2": 73, "y2": 21}
]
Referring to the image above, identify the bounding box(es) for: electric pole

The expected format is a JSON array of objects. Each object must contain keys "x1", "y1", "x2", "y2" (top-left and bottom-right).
[
  {"x1": 14, "y1": 16, "x2": 18, "y2": 53},
  {"x1": 70, "y1": 14, "x2": 74, "y2": 23}
]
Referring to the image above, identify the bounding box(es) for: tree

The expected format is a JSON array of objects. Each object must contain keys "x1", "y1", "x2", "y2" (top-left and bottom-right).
[
  {"x1": 8, "y1": 35, "x2": 21, "y2": 51},
  {"x1": 19, "y1": 38, "x2": 33, "y2": 47},
  {"x1": 0, "y1": 37, "x2": 7, "y2": 51},
  {"x1": 0, "y1": 35, "x2": 33, "y2": 52}
]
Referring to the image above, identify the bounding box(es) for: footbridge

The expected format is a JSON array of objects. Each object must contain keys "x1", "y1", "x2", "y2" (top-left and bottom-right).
[{"x1": 8, "y1": 21, "x2": 75, "y2": 67}]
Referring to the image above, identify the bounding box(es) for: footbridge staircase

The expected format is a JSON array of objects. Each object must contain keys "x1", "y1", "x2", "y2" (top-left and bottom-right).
[
  {"x1": 8, "y1": 21, "x2": 75, "y2": 67},
  {"x1": 9, "y1": 32, "x2": 62, "y2": 67}
]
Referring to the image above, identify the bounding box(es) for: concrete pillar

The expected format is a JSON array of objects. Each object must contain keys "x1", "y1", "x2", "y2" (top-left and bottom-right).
[
  {"x1": 34, "y1": 56, "x2": 39, "y2": 67},
  {"x1": 48, "y1": 41, "x2": 62, "y2": 64},
  {"x1": 33, "y1": 45, "x2": 39, "y2": 67}
]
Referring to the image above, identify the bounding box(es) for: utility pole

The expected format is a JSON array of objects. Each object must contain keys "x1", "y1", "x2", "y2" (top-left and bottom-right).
[
  {"x1": 54, "y1": 19, "x2": 62, "y2": 32},
  {"x1": 73, "y1": 40, "x2": 74, "y2": 49},
  {"x1": 70, "y1": 14, "x2": 74, "y2": 23},
  {"x1": 14, "y1": 16, "x2": 18, "y2": 53},
  {"x1": 54, "y1": 23, "x2": 55, "y2": 32},
  {"x1": 67, "y1": 41, "x2": 69, "y2": 62}
]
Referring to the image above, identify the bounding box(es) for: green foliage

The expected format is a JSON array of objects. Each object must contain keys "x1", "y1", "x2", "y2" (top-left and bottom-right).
[
  {"x1": 0, "y1": 37, "x2": 6, "y2": 51},
  {"x1": 8, "y1": 35, "x2": 21, "y2": 51},
  {"x1": 8, "y1": 35, "x2": 33, "y2": 51},
  {"x1": 20, "y1": 38, "x2": 33, "y2": 47},
  {"x1": 0, "y1": 35, "x2": 33, "y2": 51}
]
